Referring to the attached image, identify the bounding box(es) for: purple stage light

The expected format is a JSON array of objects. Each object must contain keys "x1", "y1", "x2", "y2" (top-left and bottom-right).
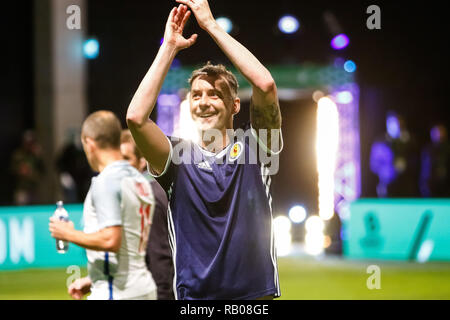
[
  {"x1": 331, "y1": 34, "x2": 349, "y2": 50},
  {"x1": 332, "y1": 83, "x2": 361, "y2": 220},
  {"x1": 386, "y1": 114, "x2": 401, "y2": 139},
  {"x1": 157, "y1": 94, "x2": 180, "y2": 107}
]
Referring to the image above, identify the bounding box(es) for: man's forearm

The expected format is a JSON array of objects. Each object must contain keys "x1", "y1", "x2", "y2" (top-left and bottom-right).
[
  {"x1": 205, "y1": 20, "x2": 281, "y2": 132},
  {"x1": 66, "y1": 229, "x2": 120, "y2": 253},
  {"x1": 127, "y1": 43, "x2": 178, "y2": 126},
  {"x1": 204, "y1": 22, "x2": 275, "y2": 93},
  {"x1": 126, "y1": 43, "x2": 178, "y2": 173}
]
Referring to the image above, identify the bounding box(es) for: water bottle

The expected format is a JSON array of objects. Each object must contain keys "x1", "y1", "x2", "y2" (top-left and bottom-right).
[{"x1": 53, "y1": 200, "x2": 69, "y2": 254}]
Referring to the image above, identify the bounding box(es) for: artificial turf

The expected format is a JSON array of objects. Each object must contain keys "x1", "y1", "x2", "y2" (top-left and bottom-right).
[{"x1": 1, "y1": 256, "x2": 449, "y2": 300}]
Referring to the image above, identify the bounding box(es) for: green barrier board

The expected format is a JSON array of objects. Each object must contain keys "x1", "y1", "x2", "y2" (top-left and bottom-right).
[
  {"x1": 343, "y1": 199, "x2": 450, "y2": 261},
  {"x1": 0, "y1": 204, "x2": 87, "y2": 270}
]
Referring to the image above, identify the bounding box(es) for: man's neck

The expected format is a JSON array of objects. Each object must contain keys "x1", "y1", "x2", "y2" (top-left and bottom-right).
[
  {"x1": 96, "y1": 149, "x2": 124, "y2": 172},
  {"x1": 199, "y1": 128, "x2": 232, "y2": 153}
]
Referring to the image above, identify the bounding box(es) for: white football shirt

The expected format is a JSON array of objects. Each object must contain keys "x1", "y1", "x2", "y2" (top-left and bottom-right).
[{"x1": 83, "y1": 160, "x2": 157, "y2": 300}]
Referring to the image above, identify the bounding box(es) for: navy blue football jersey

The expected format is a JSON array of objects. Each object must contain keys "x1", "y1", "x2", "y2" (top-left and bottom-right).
[{"x1": 153, "y1": 123, "x2": 282, "y2": 300}]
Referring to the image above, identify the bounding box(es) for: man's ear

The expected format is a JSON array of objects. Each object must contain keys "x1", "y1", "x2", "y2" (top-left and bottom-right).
[
  {"x1": 139, "y1": 157, "x2": 147, "y2": 172},
  {"x1": 84, "y1": 136, "x2": 97, "y2": 152},
  {"x1": 232, "y1": 97, "x2": 241, "y2": 115}
]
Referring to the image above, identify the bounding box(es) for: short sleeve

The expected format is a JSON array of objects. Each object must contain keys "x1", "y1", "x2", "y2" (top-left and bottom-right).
[
  {"x1": 250, "y1": 125, "x2": 284, "y2": 155},
  {"x1": 91, "y1": 174, "x2": 123, "y2": 229},
  {"x1": 148, "y1": 136, "x2": 185, "y2": 197},
  {"x1": 148, "y1": 136, "x2": 173, "y2": 178}
]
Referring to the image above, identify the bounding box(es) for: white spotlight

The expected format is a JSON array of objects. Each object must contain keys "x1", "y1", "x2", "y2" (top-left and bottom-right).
[
  {"x1": 304, "y1": 215, "x2": 325, "y2": 256},
  {"x1": 273, "y1": 216, "x2": 292, "y2": 256},
  {"x1": 305, "y1": 215, "x2": 325, "y2": 233},
  {"x1": 305, "y1": 231, "x2": 325, "y2": 256},
  {"x1": 316, "y1": 97, "x2": 339, "y2": 220},
  {"x1": 288, "y1": 205, "x2": 307, "y2": 224},
  {"x1": 175, "y1": 94, "x2": 200, "y2": 143},
  {"x1": 335, "y1": 91, "x2": 354, "y2": 104},
  {"x1": 278, "y1": 15, "x2": 300, "y2": 34},
  {"x1": 216, "y1": 17, "x2": 233, "y2": 33}
]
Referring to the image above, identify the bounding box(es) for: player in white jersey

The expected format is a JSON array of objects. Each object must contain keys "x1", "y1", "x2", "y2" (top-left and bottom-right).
[{"x1": 49, "y1": 110, "x2": 157, "y2": 300}]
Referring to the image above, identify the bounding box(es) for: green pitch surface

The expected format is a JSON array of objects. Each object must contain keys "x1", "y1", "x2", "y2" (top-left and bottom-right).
[{"x1": 1, "y1": 256, "x2": 450, "y2": 300}]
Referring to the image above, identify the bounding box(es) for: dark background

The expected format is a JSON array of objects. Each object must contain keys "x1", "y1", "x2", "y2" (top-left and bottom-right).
[{"x1": 1, "y1": 0, "x2": 450, "y2": 212}]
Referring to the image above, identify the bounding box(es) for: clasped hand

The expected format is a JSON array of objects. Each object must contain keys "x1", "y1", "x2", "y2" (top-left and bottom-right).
[{"x1": 163, "y1": 0, "x2": 217, "y2": 52}]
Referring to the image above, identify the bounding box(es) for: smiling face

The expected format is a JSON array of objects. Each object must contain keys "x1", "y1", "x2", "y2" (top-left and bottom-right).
[{"x1": 189, "y1": 75, "x2": 240, "y2": 133}]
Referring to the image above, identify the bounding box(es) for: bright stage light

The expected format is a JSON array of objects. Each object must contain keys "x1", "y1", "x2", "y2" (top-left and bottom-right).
[
  {"x1": 386, "y1": 113, "x2": 401, "y2": 139},
  {"x1": 304, "y1": 215, "x2": 325, "y2": 256},
  {"x1": 278, "y1": 15, "x2": 300, "y2": 34},
  {"x1": 335, "y1": 91, "x2": 354, "y2": 104},
  {"x1": 157, "y1": 94, "x2": 180, "y2": 107},
  {"x1": 304, "y1": 215, "x2": 325, "y2": 255},
  {"x1": 83, "y1": 38, "x2": 99, "y2": 59},
  {"x1": 176, "y1": 94, "x2": 200, "y2": 142},
  {"x1": 305, "y1": 232, "x2": 325, "y2": 255},
  {"x1": 344, "y1": 60, "x2": 357, "y2": 73},
  {"x1": 288, "y1": 205, "x2": 307, "y2": 224},
  {"x1": 330, "y1": 33, "x2": 349, "y2": 50},
  {"x1": 216, "y1": 16, "x2": 233, "y2": 33},
  {"x1": 312, "y1": 90, "x2": 324, "y2": 102},
  {"x1": 316, "y1": 97, "x2": 339, "y2": 221},
  {"x1": 305, "y1": 215, "x2": 325, "y2": 233},
  {"x1": 273, "y1": 216, "x2": 292, "y2": 257}
]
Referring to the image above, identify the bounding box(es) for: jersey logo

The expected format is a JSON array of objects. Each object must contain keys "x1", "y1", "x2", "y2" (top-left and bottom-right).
[
  {"x1": 229, "y1": 142, "x2": 243, "y2": 162},
  {"x1": 197, "y1": 160, "x2": 212, "y2": 171}
]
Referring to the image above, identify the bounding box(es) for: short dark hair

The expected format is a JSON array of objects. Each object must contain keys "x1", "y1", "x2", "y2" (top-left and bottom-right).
[
  {"x1": 120, "y1": 129, "x2": 142, "y2": 159},
  {"x1": 188, "y1": 62, "x2": 239, "y2": 98},
  {"x1": 81, "y1": 110, "x2": 122, "y2": 149}
]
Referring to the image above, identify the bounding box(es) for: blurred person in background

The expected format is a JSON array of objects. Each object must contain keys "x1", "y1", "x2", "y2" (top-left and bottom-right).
[
  {"x1": 56, "y1": 129, "x2": 94, "y2": 203},
  {"x1": 120, "y1": 129, "x2": 174, "y2": 300},
  {"x1": 10, "y1": 130, "x2": 45, "y2": 205},
  {"x1": 370, "y1": 111, "x2": 419, "y2": 197},
  {"x1": 49, "y1": 111, "x2": 157, "y2": 300},
  {"x1": 420, "y1": 124, "x2": 450, "y2": 197}
]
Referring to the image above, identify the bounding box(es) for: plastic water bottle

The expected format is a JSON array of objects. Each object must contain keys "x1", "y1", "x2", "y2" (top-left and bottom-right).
[{"x1": 53, "y1": 200, "x2": 69, "y2": 254}]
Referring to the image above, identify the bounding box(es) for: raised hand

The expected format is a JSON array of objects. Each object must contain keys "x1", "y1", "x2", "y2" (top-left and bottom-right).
[
  {"x1": 163, "y1": 4, "x2": 198, "y2": 51},
  {"x1": 175, "y1": 0, "x2": 215, "y2": 31}
]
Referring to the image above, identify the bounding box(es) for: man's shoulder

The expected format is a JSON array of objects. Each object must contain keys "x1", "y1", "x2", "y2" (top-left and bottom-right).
[
  {"x1": 100, "y1": 161, "x2": 140, "y2": 179},
  {"x1": 94, "y1": 161, "x2": 147, "y2": 191}
]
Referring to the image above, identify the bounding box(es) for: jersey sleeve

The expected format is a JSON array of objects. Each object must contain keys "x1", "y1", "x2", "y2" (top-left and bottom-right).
[
  {"x1": 91, "y1": 174, "x2": 123, "y2": 230},
  {"x1": 147, "y1": 135, "x2": 173, "y2": 178},
  {"x1": 147, "y1": 135, "x2": 185, "y2": 197},
  {"x1": 239, "y1": 121, "x2": 284, "y2": 157},
  {"x1": 250, "y1": 125, "x2": 284, "y2": 155}
]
